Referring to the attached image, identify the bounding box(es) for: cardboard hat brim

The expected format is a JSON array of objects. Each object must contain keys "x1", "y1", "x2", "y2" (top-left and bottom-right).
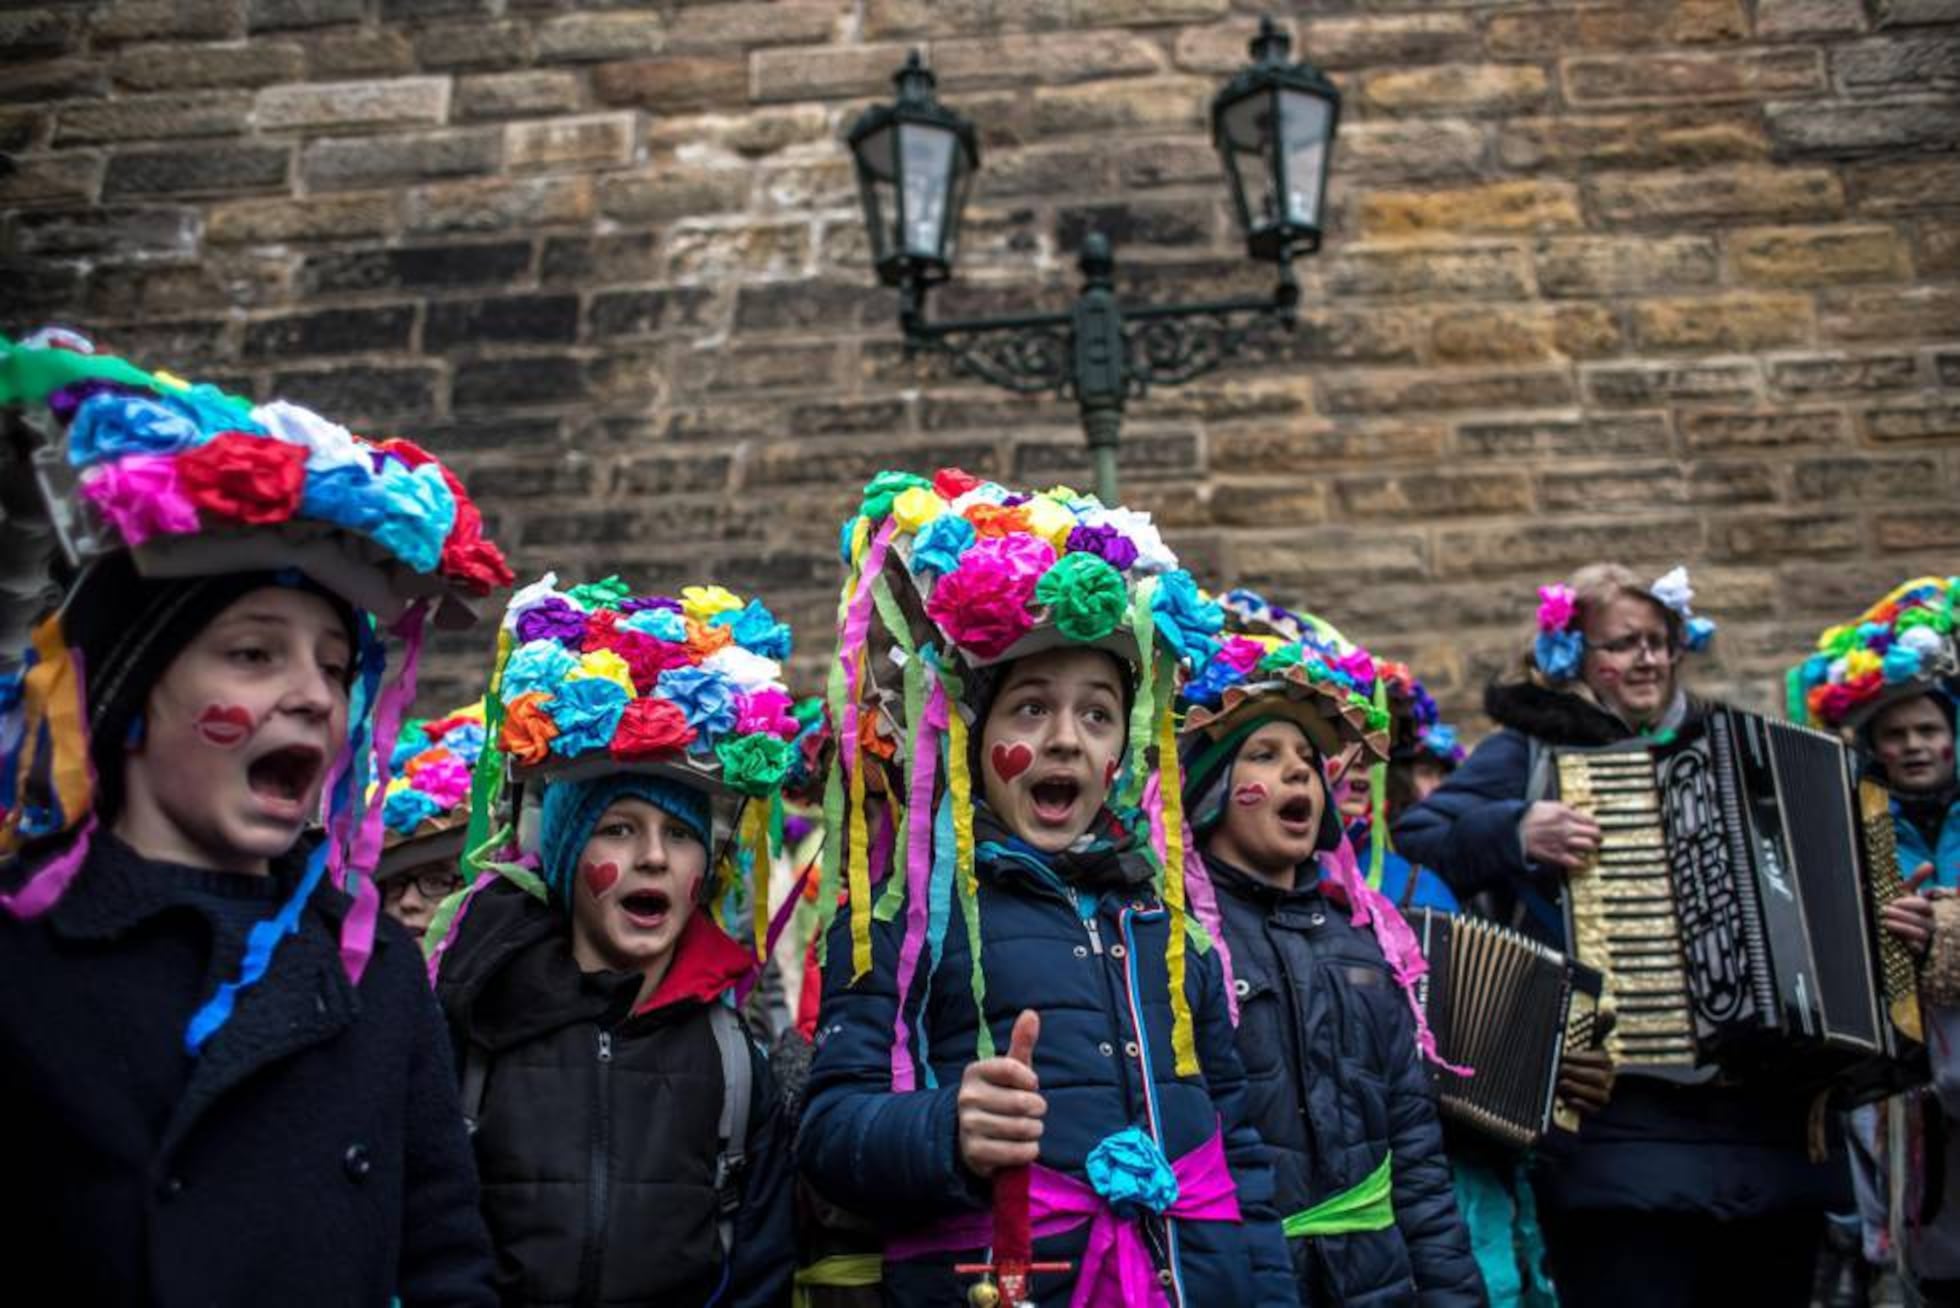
[
  {"x1": 1180, "y1": 667, "x2": 1391, "y2": 765},
  {"x1": 132, "y1": 526, "x2": 487, "y2": 630},
  {"x1": 377, "y1": 826, "x2": 468, "y2": 879}
]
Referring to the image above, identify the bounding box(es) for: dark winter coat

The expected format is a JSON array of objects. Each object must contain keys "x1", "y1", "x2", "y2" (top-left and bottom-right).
[
  {"x1": 0, "y1": 831, "x2": 496, "y2": 1307},
  {"x1": 1210, "y1": 857, "x2": 1484, "y2": 1308},
  {"x1": 434, "y1": 878, "x2": 794, "y2": 1308},
  {"x1": 799, "y1": 810, "x2": 1297, "y2": 1307},
  {"x1": 1391, "y1": 682, "x2": 1848, "y2": 1219}
]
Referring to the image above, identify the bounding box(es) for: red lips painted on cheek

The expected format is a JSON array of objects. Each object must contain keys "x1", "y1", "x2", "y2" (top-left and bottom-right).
[
  {"x1": 1232, "y1": 783, "x2": 1268, "y2": 807},
  {"x1": 194, "y1": 703, "x2": 254, "y2": 749},
  {"x1": 990, "y1": 742, "x2": 1034, "y2": 783},
  {"x1": 583, "y1": 861, "x2": 619, "y2": 898}
]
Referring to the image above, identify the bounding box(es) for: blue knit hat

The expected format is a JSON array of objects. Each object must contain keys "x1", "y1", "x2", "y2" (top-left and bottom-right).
[{"x1": 536, "y1": 773, "x2": 713, "y2": 908}]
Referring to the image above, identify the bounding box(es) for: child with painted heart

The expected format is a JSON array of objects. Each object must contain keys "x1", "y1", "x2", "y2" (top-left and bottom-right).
[
  {"x1": 1174, "y1": 604, "x2": 1485, "y2": 1306},
  {"x1": 426, "y1": 575, "x2": 797, "y2": 1307},
  {"x1": 797, "y1": 469, "x2": 1295, "y2": 1307},
  {"x1": 0, "y1": 329, "x2": 509, "y2": 1303}
]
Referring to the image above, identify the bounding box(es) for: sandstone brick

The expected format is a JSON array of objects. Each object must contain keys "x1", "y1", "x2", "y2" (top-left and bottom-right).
[
  {"x1": 734, "y1": 279, "x2": 888, "y2": 334},
  {"x1": 249, "y1": 0, "x2": 361, "y2": 30},
  {"x1": 590, "y1": 287, "x2": 724, "y2": 338},
  {"x1": 860, "y1": 0, "x2": 1067, "y2": 40},
  {"x1": 1729, "y1": 224, "x2": 1911, "y2": 287},
  {"x1": 0, "y1": 107, "x2": 42, "y2": 153},
  {"x1": 1633, "y1": 294, "x2": 1814, "y2": 351},
  {"x1": 597, "y1": 55, "x2": 749, "y2": 111},
  {"x1": 1027, "y1": 77, "x2": 1210, "y2": 137},
  {"x1": 426, "y1": 294, "x2": 580, "y2": 350},
  {"x1": 1, "y1": 58, "x2": 110, "y2": 103},
  {"x1": 0, "y1": 152, "x2": 103, "y2": 207},
  {"x1": 541, "y1": 232, "x2": 661, "y2": 286},
  {"x1": 1537, "y1": 462, "x2": 1692, "y2": 512},
  {"x1": 1324, "y1": 245, "x2": 1533, "y2": 300},
  {"x1": 1757, "y1": 0, "x2": 1868, "y2": 37},
  {"x1": 112, "y1": 40, "x2": 304, "y2": 90},
  {"x1": 1234, "y1": 526, "x2": 1432, "y2": 586},
  {"x1": 103, "y1": 142, "x2": 290, "y2": 198},
  {"x1": 935, "y1": 31, "x2": 1162, "y2": 90},
  {"x1": 1835, "y1": 34, "x2": 1960, "y2": 93},
  {"x1": 1534, "y1": 235, "x2": 1720, "y2": 297},
  {"x1": 1876, "y1": 512, "x2": 1960, "y2": 552},
  {"x1": 1456, "y1": 414, "x2": 1673, "y2": 459},
  {"x1": 536, "y1": 12, "x2": 666, "y2": 63},
  {"x1": 1171, "y1": 21, "x2": 1291, "y2": 75},
  {"x1": 1431, "y1": 306, "x2": 1620, "y2": 364},
  {"x1": 1849, "y1": 158, "x2": 1960, "y2": 213},
  {"x1": 1819, "y1": 287, "x2": 1960, "y2": 342},
  {"x1": 256, "y1": 77, "x2": 448, "y2": 131},
  {"x1": 412, "y1": 21, "x2": 532, "y2": 73},
  {"x1": 1680, "y1": 406, "x2": 1846, "y2": 452},
  {"x1": 89, "y1": 0, "x2": 240, "y2": 45},
  {"x1": 1434, "y1": 515, "x2": 1704, "y2": 577},
  {"x1": 1336, "y1": 470, "x2": 1534, "y2": 518},
  {"x1": 1768, "y1": 97, "x2": 1960, "y2": 155},
  {"x1": 0, "y1": 9, "x2": 83, "y2": 61},
  {"x1": 1196, "y1": 479, "x2": 1326, "y2": 528},
  {"x1": 301, "y1": 240, "x2": 531, "y2": 295},
  {"x1": 303, "y1": 128, "x2": 499, "y2": 191},
  {"x1": 642, "y1": 106, "x2": 830, "y2": 161},
  {"x1": 1792, "y1": 453, "x2": 1941, "y2": 500},
  {"x1": 1056, "y1": 200, "x2": 1211, "y2": 252},
  {"x1": 611, "y1": 449, "x2": 736, "y2": 497},
  {"x1": 86, "y1": 254, "x2": 290, "y2": 316},
  {"x1": 206, "y1": 191, "x2": 396, "y2": 244},
  {"x1": 1712, "y1": 511, "x2": 1861, "y2": 559},
  {"x1": 1768, "y1": 352, "x2": 1921, "y2": 395},
  {"x1": 755, "y1": 158, "x2": 854, "y2": 212},
  {"x1": 10, "y1": 205, "x2": 198, "y2": 257},
  {"x1": 1364, "y1": 64, "x2": 1549, "y2": 115},
  {"x1": 667, "y1": 222, "x2": 809, "y2": 283},
  {"x1": 456, "y1": 71, "x2": 582, "y2": 121},
  {"x1": 54, "y1": 91, "x2": 250, "y2": 145},
  {"x1": 1918, "y1": 219, "x2": 1960, "y2": 275},
  {"x1": 1865, "y1": 401, "x2": 1960, "y2": 442},
  {"x1": 1290, "y1": 13, "x2": 1474, "y2": 68},
  {"x1": 1360, "y1": 181, "x2": 1583, "y2": 241},
  {"x1": 1590, "y1": 166, "x2": 1843, "y2": 224},
  {"x1": 452, "y1": 354, "x2": 587, "y2": 411},
  {"x1": 1319, "y1": 367, "x2": 1576, "y2": 415},
  {"x1": 1334, "y1": 120, "x2": 1488, "y2": 186},
  {"x1": 748, "y1": 43, "x2": 908, "y2": 103},
  {"x1": 1563, "y1": 49, "x2": 1825, "y2": 106},
  {"x1": 1584, "y1": 359, "x2": 1760, "y2": 406},
  {"x1": 598, "y1": 167, "x2": 749, "y2": 224},
  {"x1": 242, "y1": 304, "x2": 416, "y2": 359},
  {"x1": 3, "y1": 260, "x2": 84, "y2": 319},
  {"x1": 1498, "y1": 112, "x2": 1769, "y2": 171},
  {"x1": 1211, "y1": 419, "x2": 1448, "y2": 467},
  {"x1": 1486, "y1": 0, "x2": 1747, "y2": 57},
  {"x1": 304, "y1": 30, "x2": 415, "y2": 79},
  {"x1": 666, "y1": 2, "x2": 840, "y2": 51},
  {"x1": 1874, "y1": 0, "x2": 1960, "y2": 21},
  {"x1": 406, "y1": 175, "x2": 592, "y2": 234},
  {"x1": 504, "y1": 113, "x2": 635, "y2": 171}
]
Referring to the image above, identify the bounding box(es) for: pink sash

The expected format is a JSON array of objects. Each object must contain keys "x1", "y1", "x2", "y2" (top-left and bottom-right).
[{"x1": 886, "y1": 1130, "x2": 1242, "y2": 1308}]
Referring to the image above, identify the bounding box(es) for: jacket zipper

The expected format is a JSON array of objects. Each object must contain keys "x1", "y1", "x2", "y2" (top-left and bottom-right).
[
  {"x1": 1067, "y1": 887, "x2": 1138, "y2": 1128},
  {"x1": 576, "y1": 1028, "x2": 613, "y2": 1308}
]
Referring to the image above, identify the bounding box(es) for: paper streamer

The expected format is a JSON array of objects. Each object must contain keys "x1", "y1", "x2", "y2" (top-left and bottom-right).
[
  {"x1": 1155, "y1": 664, "x2": 1198, "y2": 1078},
  {"x1": 945, "y1": 694, "x2": 993, "y2": 1059},
  {"x1": 890, "y1": 675, "x2": 945, "y2": 1091}
]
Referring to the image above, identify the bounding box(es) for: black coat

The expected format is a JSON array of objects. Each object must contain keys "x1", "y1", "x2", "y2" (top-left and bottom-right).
[
  {"x1": 1210, "y1": 858, "x2": 1485, "y2": 1308},
  {"x1": 434, "y1": 878, "x2": 794, "y2": 1308},
  {"x1": 0, "y1": 832, "x2": 496, "y2": 1306},
  {"x1": 1392, "y1": 683, "x2": 1848, "y2": 1218}
]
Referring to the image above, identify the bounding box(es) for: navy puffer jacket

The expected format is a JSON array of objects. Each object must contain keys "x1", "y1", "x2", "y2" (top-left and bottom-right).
[
  {"x1": 799, "y1": 810, "x2": 1297, "y2": 1307},
  {"x1": 1210, "y1": 858, "x2": 1484, "y2": 1308},
  {"x1": 1391, "y1": 683, "x2": 1847, "y2": 1218}
]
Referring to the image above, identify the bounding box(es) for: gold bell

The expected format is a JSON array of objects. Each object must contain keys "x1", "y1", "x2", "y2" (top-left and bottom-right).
[{"x1": 967, "y1": 1279, "x2": 1002, "y2": 1308}]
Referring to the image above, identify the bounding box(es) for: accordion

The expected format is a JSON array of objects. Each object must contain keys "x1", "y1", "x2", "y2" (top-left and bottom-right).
[
  {"x1": 1557, "y1": 706, "x2": 1921, "y2": 1088},
  {"x1": 1411, "y1": 908, "x2": 1603, "y2": 1148}
]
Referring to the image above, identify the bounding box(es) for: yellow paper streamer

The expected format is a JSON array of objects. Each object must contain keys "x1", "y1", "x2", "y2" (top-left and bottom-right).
[
  {"x1": 846, "y1": 646, "x2": 874, "y2": 983},
  {"x1": 4, "y1": 615, "x2": 92, "y2": 854},
  {"x1": 1158, "y1": 692, "x2": 1198, "y2": 1078},
  {"x1": 945, "y1": 697, "x2": 993, "y2": 1058}
]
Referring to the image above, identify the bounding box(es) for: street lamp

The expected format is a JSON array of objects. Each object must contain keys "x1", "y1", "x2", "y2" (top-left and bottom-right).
[{"x1": 846, "y1": 16, "x2": 1341, "y2": 506}]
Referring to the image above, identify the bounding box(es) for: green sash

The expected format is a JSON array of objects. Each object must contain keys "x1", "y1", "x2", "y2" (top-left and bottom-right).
[
  {"x1": 791, "y1": 1253, "x2": 882, "y2": 1308},
  {"x1": 1283, "y1": 1151, "x2": 1394, "y2": 1238}
]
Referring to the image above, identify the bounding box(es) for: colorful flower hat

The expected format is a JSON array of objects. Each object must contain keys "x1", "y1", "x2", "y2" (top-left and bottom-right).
[
  {"x1": 0, "y1": 327, "x2": 511, "y2": 1052},
  {"x1": 826, "y1": 468, "x2": 1222, "y2": 1083},
  {"x1": 1375, "y1": 663, "x2": 1466, "y2": 768},
  {"x1": 1790, "y1": 576, "x2": 1958, "y2": 732},
  {"x1": 1531, "y1": 564, "x2": 1716, "y2": 682},
  {"x1": 378, "y1": 702, "x2": 486, "y2": 878},
  {"x1": 1188, "y1": 588, "x2": 1393, "y2": 765}
]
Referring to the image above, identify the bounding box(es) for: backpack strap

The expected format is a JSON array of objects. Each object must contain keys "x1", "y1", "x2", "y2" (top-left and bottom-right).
[
  {"x1": 459, "y1": 1043, "x2": 490, "y2": 1138},
  {"x1": 708, "y1": 1003, "x2": 753, "y2": 1259}
]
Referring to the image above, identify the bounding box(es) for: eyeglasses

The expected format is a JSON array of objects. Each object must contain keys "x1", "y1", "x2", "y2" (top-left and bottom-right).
[
  {"x1": 1590, "y1": 633, "x2": 1678, "y2": 660},
  {"x1": 381, "y1": 869, "x2": 465, "y2": 901}
]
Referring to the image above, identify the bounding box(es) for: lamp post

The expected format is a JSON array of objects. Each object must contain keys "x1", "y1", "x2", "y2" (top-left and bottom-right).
[{"x1": 847, "y1": 17, "x2": 1340, "y2": 507}]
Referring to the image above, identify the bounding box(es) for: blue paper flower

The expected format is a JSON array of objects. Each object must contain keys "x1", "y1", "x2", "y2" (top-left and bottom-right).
[
  {"x1": 300, "y1": 462, "x2": 389, "y2": 533},
  {"x1": 1084, "y1": 1126, "x2": 1179, "y2": 1219},
  {"x1": 1423, "y1": 723, "x2": 1462, "y2": 760},
  {"x1": 655, "y1": 665, "x2": 739, "y2": 749},
  {"x1": 711, "y1": 598, "x2": 793, "y2": 661},
  {"x1": 383, "y1": 787, "x2": 446, "y2": 836},
  {"x1": 622, "y1": 608, "x2": 687, "y2": 642},
  {"x1": 160, "y1": 383, "x2": 264, "y2": 437},
  {"x1": 67, "y1": 393, "x2": 205, "y2": 468},
  {"x1": 364, "y1": 462, "x2": 456, "y2": 574},
  {"x1": 1684, "y1": 615, "x2": 1717, "y2": 654},
  {"x1": 1800, "y1": 652, "x2": 1831, "y2": 688},
  {"x1": 438, "y1": 721, "x2": 485, "y2": 757},
  {"x1": 389, "y1": 723, "x2": 434, "y2": 771},
  {"x1": 910, "y1": 513, "x2": 976, "y2": 579},
  {"x1": 1180, "y1": 656, "x2": 1242, "y2": 710},
  {"x1": 1534, "y1": 629, "x2": 1585, "y2": 681},
  {"x1": 1151, "y1": 568, "x2": 1225, "y2": 666},
  {"x1": 1882, "y1": 644, "x2": 1925, "y2": 685},
  {"x1": 500, "y1": 641, "x2": 580, "y2": 703},
  {"x1": 546, "y1": 677, "x2": 630, "y2": 758}
]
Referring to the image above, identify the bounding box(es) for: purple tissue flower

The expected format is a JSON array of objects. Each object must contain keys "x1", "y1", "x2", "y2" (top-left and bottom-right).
[
  {"x1": 1066, "y1": 523, "x2": 1139, "y2": 572},
  {"x1": 514, "y1": 597, "x2": 588, "y2": 647},
  {"x1": 619, "y1": 596, "x2": 682, "y2": 616}
]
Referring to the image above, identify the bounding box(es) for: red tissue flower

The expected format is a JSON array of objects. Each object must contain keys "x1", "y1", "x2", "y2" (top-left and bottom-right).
[
  {"x1": 175, "y1": 432, "x2": 306, "y2": 525},
  {"x1": 610, "y1": 698, "x2": 697, "y2": 761}
]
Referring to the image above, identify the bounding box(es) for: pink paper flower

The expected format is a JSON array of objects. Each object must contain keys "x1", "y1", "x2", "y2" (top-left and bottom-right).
[
  {"x1": 1537, "y1": 583, "x2": 1576, "y2": 634},
  {"x1": 1216, "y1": 636, "x2": 1266, "y2": 676},
  {"x1": 736, "y1": 687, "x2": 799, "y2": 737},
  {"x1": 411, "y1": 756, "x2": 474, "y2": 809},
  {"x1": 925, "y1": 536, "x2": 1055, "y2": 659},
  {"x1": 80, "y1": 455, "x2": 200, "y2": 548}
]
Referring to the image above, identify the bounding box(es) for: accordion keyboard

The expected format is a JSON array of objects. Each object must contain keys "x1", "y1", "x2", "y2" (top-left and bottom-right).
[
  {"x1": 1860, "y1": 779, "x2": 1923, "y2": 1044},
  {"x1": 1558, "y1": 752, "x2": 1699, "y2": 1069}
]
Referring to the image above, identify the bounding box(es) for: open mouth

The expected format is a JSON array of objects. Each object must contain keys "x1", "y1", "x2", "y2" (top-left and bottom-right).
[
  {"x1": 246, "y1": 744, "x2": 325, "y2": 814},
  {"x1": 1029, "y1": 777, "x2": 1081, "y2": 824},
  {"x1": 620, "y1": 888, "x2": 672, "y2": 929},
  {"x1": 1277, "y1": 795, "x2": 1317, "y2": 828}
]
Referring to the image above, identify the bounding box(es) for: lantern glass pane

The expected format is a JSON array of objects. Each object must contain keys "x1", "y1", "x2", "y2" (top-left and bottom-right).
[
  {"x1": 1221, "y1": 90, "x2": 1280, "y2": 228},
  {"x1": 1277, "y1": 88, "x2": 1331, "y2": 228},
  {"x1": 898, "y1": 121, "x2": 956, "y2": 258},
  {"x1": 853, "y1": 122, "x2": 897, "y2": 265}
]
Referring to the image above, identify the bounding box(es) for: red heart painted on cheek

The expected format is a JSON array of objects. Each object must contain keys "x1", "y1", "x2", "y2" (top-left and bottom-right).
[
  {"x1": 583, "y1": 861, "x2": 619, "y2": 897},
  {"x1": 990, "y1": 742, "x2": 1034, "y2": 783},
  {"x1": 194, "y1": 703, "x2": 254, "y2": 749}
]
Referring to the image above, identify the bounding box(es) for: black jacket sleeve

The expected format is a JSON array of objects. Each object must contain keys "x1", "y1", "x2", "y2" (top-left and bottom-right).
[
  {"x1": 724, "y1": 1041, "x2": 796, "y2": 1308},
  {"x1": 1391, "y1": 729, "x2": 1538, "y2": 901},
  {"x1": 395, "y1": 966, "x2": 499, "y2": 1308}
]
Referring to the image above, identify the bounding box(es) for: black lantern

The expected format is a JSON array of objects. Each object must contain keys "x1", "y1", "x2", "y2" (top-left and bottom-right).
[
  {"x1": 1212, "y1": 18, "x2": 1341, "y2": 262},
  {"x1": 846, "y1": 51, "x2": 980, "y2": 289}
]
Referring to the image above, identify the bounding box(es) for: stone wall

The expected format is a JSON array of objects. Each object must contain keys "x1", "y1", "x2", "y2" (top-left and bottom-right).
[{"x1": 4, "y1": 0, "x2": 1957, "y2": 725}]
